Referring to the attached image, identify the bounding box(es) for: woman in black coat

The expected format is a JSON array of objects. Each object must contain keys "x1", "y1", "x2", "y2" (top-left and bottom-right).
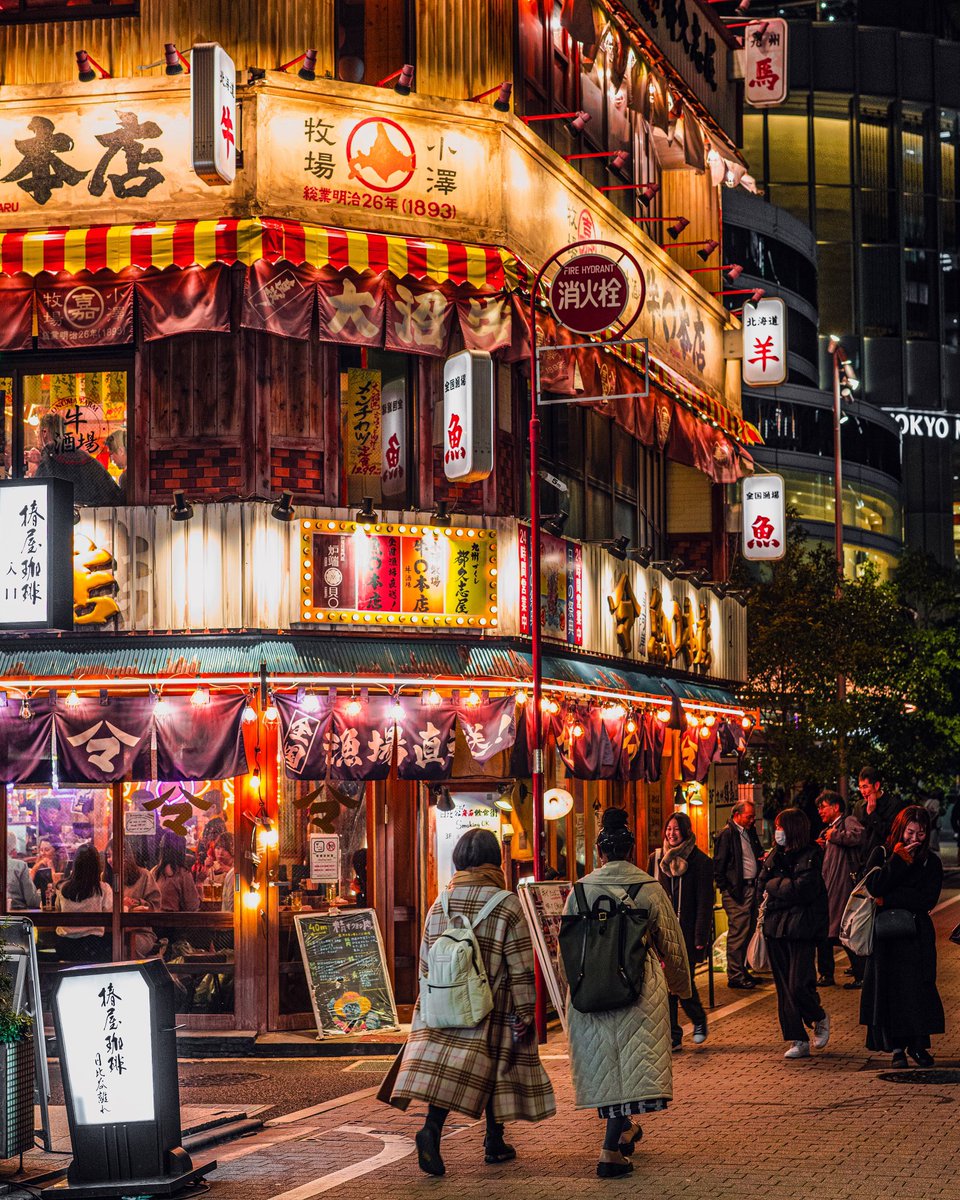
[
  {"x1": 648, "y1": 811, "x2": 713, "y2": 1049},
  {"x1": 759, "y1": 807, "x2": 830, "y2": 1060},
  {"x1": 860, "y1": 805, "x2": 944, "y2": 1068}
]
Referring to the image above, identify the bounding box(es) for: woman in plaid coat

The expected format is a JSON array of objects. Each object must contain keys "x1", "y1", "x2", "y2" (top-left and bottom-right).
[{"x1": 380, "y1": 828, "x2": 555, "y2": 1176}]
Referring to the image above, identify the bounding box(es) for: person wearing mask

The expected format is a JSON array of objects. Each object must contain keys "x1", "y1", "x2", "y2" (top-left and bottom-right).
[
  {"x1": 713, "y1": 800, "x2": 765, "y2": 990},
  {"x1": 565, "y1": 808, "x2": 689, "y2": 1179},
  {"x1": 648, "y1": 810, "x2": 713, "y2": 1049},
  {"x1": 381, "y1": 828, "x2": 554, "y2": 1176},
  {"x1": 55, "y1": 843, "x2": 113, "y2": 962},
  {"x1": 760, "y1": 808, "x2": 830, "y2": 1060},
  {"x1": 855, "y1": 767, "x2": 906, "y2": 863},
  {"x1": 6, "y1": 832, "x2": 40, "y2": 910},
  {"x1": 151, "y1": 832, "x2": 200, "y2": 912},
  {"x1": 860, "y1": 806, "x2": 944, "y2": 1069},
  {"x1": 815, "y1": 790, "x2": 866, "y2": 988}
]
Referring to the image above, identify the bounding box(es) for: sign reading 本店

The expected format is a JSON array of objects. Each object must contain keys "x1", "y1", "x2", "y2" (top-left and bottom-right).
[
  {"x1": 742, "y1": 297, "x2": 787, "y2": 387},
  {"x1": 0, "y1": 479, "x2": 74, "y2": 630},
  {"x1": 191, "y1": 42, "x2": 238, "y2": 185},
  {"x1": 443, "y1": 349, "x2": 494, "y2": 483},
  {"x1": 298, "y1": 519, "x2": 498, "y2": 627},
  {"x1": 742, "y1": 473, "x2": 786, "y2": 561},
  {"x1": 744, "y1": 19, "x2": 789, "y2": 109}
]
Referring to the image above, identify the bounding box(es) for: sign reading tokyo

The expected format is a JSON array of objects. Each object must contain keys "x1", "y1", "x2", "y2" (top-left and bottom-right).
[
  {"x1": 742, "y1": 297, "x2": 787, "y2": 387},
  {"x1": 0, "y1": 479, "x2": 74, "y2": 630},
  {"x1": 742, "y1": 473, "x2": 786, "y2": 561},
  {"x1": 549, "y1": 254, "x2": 629, "y2": 335},
  {"x1": 885, "y1": 410, "x2": 960, "y2": 440}
]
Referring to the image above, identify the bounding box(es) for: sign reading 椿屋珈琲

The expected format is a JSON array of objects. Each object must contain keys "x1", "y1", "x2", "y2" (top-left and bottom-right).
[{"x1": 0, "y1": 479, "x2": 74, "y2": 630}]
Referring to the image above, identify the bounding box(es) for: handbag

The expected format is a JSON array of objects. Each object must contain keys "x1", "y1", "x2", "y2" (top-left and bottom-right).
[
  {"x1": 839, "y1": 867, "x2": 880, "y2": 957},
  {"x1": 874, "y1": 907, "x2": 917, "y2": 941},
  {"x1": 558, "y1": 882, "x2": 651, "y2": 1013},
  {"x1": 745, "y1": 896, "x2": 770, "y2": 974}
]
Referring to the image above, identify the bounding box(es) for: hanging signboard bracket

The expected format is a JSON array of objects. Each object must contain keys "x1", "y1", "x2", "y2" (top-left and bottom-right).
[{"x1": 535, "y1": 337, "x2": 650, "y2": 407}]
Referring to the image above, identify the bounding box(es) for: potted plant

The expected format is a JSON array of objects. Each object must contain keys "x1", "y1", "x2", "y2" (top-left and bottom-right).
[{"x1": 0, "y1": 960, "x2": 34, "y2": 1161}]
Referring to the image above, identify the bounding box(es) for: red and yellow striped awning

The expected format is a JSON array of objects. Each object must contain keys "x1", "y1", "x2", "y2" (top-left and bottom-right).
[{"x1": 0, "y1": 216, "x2": 527, "y2": 292}]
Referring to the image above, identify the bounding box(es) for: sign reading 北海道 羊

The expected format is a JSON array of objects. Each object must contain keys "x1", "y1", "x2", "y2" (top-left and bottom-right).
[{"x1": 742, "y1": 297, "x2": 787, "y2": 387}]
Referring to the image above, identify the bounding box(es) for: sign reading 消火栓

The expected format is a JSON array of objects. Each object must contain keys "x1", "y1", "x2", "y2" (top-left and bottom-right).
[
  {"x1": 742, "y1": 473, "x2": 786, "y2": 561},
  {"x1": 0, "y1": 479, "x2": 74, "y2": 630},
  {"x1": 549, "y1": 254, "x2": 629, "y2": 335},
  {"x1": 742, "y1": 297, "x2": 787, "y2": 387},
  {"x1": 443, "y1": 349, "x2": 494, "y2": 483}
]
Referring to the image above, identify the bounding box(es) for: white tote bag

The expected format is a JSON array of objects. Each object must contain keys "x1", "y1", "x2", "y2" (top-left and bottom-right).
[{"x1": 839, "y1": 867, "x2": 880, "y2": 957}]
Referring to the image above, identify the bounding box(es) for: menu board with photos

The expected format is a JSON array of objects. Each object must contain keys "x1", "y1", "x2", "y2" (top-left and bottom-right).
[
  {"x1": 294, "y1": 908, "x2": 399, "y2": 1038},
  {"x1": 518, "y1": 880, "x2": 573, "y2": 1030}
]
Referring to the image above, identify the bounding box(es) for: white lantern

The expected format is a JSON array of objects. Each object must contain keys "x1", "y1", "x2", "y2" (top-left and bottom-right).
[{"x1": 543, "y1": 787, "x2": 575, "y2": 821}]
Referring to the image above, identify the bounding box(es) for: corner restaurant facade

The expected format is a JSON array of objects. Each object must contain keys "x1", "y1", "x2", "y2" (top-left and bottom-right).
[{"x1": 0, "y1": 19, "x2": 758, "y2": 1033}]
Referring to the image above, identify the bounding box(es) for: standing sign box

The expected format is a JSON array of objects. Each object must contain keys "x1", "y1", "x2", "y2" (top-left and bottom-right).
[
  {"x1": 742, "y1": 473, "x2": 786, "y2": 562},
  {"x1": 191, "y1": 42, "x2": 237, "y2": 185},
  {"x1": 0, "y1": 479, "x2": 74, "y2": 631},
  {"x1": 443, "y1": 349, "x2": 494, "y2": 483}
]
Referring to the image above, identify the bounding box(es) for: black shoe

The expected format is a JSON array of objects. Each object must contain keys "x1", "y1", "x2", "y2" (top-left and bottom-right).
[
  {"x1": 597, "y1": 1157, "x2": 634, "y2": 1179},
  {"x1": 746, "y1": 974, "x2": 768, "y2": 987},
  {"x1": 843, "y1": 980, "x2": 862, "y2": 990},
  {"x1": 891, "y1": 1051, "x2": 908, "y2": 1069},
  {"x1": 416, "y1": 1125, "x2": 446, "y2": 1176},
  {"x1": 728, "y1": 978, "x2": 756, "y2": 990},
  {"x1": 618, "y1": 1121, "x2": 643, "y2": 1156},
  {"x1": 908, "y1": 1048, "x2": 935, "y2": 1068},
  {"x1": 484, "y1": 1125, "x2": 517, "y2": 1164},
  {"x1": 817, "y1": 975, "x2": 836, "y2": 987}
]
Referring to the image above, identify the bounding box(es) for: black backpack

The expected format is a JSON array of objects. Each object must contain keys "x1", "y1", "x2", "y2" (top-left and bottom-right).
[{"x1": 558, "y1": 882, "x2": 652, "y2": 1014}]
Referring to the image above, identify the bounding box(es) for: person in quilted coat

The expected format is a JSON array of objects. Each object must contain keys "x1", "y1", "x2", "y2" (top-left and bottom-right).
[{"x1": 564, "y1": 807, "x2": 690, "y2": 1180}]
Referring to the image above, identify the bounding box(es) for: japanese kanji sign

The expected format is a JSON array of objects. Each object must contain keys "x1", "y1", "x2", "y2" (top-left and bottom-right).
[
  {"x1": 742, "y1": 472, "x2": 786, "y2": 561},
  {"x1": 548, "y1": 253, "x2": 629, "y2": 335},
  {"x1": 298, "y1": 520, "x2": 498, "y2": 628},
  {"x1": 343, "y1": 368, "x2": 382, "y2": 476},
  {"x1": 0, "y1": 479, "x2": 73, "y2": 630},
  {"x1": 443, "y1": 349, "x2": 494, "y2": 483},
  {"x1": 309, "y1": 835, "x2": 341, "y2": 884},
  {"x1": 744, "y1": 19, "x2": 789, "y2": 109},
  {"x1": 191, "y1": 42, "x2": 237, "y2": 184},
  {"x1": 380, "y1": 378, "x2": 408, "y2": 499},
  {"x1": 742, "y1": 296, "x2": 787, "y2": 387},
  {"x1": 518, "y1": 527, "x2": 583, "y2": 646}
]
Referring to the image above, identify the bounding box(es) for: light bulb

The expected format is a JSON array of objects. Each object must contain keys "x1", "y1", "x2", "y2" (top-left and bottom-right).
[
  {"x1": 263, "y1": 704, "x2": 279, "y2": 723},
  {"x1": 548, "y1": 700, "x2": 560, "y2": 715},
  {"x1": 65, "y1": 688, "x2": 80, "y2": 708},
  {"x1": 259, "y1": 824, "x2": 279, "y2": 849},
  {"x1": 423, "y1": 689, "x2": 441, "y2": 706},
  {"x1": 19, "y1": 699, "x2": 32, "y2": 721},
  {"x1": 603, "y1": 704, "x2": 626, "y2": 720},
  {"x1": 155, "y1": 696, "x2": 171, "y2": 716},
  {"x1": 390, "y1": 701, "x2": 405, "y2": 721},
  {"x1": 250, "y1": 769, "x2": 261, "y2": 794},
  {"x1": 242, "y1": 704, "x2": 257, "y2": 724},
  {"x1": 686, "y1": 713, "x2": 700, "y2": 728},
  {"x1": 656, "y1": 708, "x2": 671, "y2": 723},
  {"x1": 191, "y1": 686, "x2": 210, "y2": 707},
  {"x1": 242, "y1": 887, "x2": 261, "y2": 910},
  {"x1": 742, "y1": 715, "x2": 753, "y2": 729},
  {"x1": 699, "y1": 724, "x2": 712, "y2": 739},
  {"x1": 515, "y1": 690, "x2": 528, "y2": 706},
  {"x1": 465, "y1": 690, "x2": 481, "y2": 707},
  {"x1": 301, "y1": 692, "x2": 320, "y2": 714},
  {"x1": 571, "y1": 723, "x2": 584, "y2": 738},
  {"x1": 626, "y1": 718, "x2": 638, "y2": 733},
  {"x1": 704, "y1": 714, "x2": 717, "y2": 727},
  {"x1": 345, "y1": 698, "x2": 363, "y2": 717}
]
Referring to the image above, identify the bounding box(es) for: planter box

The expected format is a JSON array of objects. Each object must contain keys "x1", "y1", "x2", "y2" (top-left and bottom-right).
[{"x1": 0, "y1": 1037, "x2": 34, "y2": 1160}]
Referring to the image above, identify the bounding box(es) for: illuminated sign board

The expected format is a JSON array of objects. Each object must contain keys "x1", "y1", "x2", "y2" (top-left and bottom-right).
[
  {"x1": 443, "y1": 349, "x2": 494, "y2": 483},
  {"x1": 742, "y1": 473, "x2": 786, "y2": 561},
  {"x1": 518, "y1": 526, "x2": 583, "y2": 646},
  {"x1": 191, "y1": 42, "x2": 237, "y2": 185},
  {"x1": 298, "y1": 519, "x2": 498, "y2": 627},
  {"x1": 742, "y1": 297, "x2": 787, "y2": 388},
  {"x1": 0, "y1": 479, "x2": 74, "y2": 630}
]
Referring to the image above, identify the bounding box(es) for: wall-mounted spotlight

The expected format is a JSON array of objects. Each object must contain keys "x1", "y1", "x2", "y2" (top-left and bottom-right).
[
  {"x1": 270, "y1": 491, "x2": 296, "y2": 522},
  {"x1": 601, "y1": 535, "x2": 630, "y2": 561},
  {"x1": 629, "y1": 545, "x2": 653, "y2": 568},
  {"x1": 565, "y1": 149, "x2": 629, "y2": 170},
  {"x1": 170, "y1": 491, "x2": 194, "y2": 522},
  {"x1": 632, "y1": 215, "x2": 689, "y2": 239},
  {"x1": 661, "y1": 238, "x2": 719, "y2": 262},
  {"x1": 164, "y1": 44, "x2": 189, "y2": 75},
  {"x1": 279, "y1": 49, "x2": 318, "y2": 80},
  {"x1": 523, "y1": 110, "x2": 591, "y2": 133},
  {"x1": 355, "y1": 497, "x2": 378, "y2": 524},
  {"x1": 541, "y1": 511, "x2": 569, "y2": 537},
  {"x1": 76, "y1": 50, "x2": 110, "y2": 81},
  {"x1": 469, "y1": 82, "x2": 513, "y2": 111},
  {"x1": 377, "y1": 64, "x2": 415, "y2": 94}
]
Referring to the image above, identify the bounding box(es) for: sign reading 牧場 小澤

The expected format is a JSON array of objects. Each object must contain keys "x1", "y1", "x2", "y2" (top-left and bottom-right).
[
  {"x1": 742, "y1": 473, "x2": 786, "y2": 561},
  {"x1": 443, "y1": 349, "x2": 494, "y2": 483},
  {"x1": 742, "y1": 297, "x2": 787, "y2": 387},
  {"x1": 0, "y1": 479, "x2": 74, "y2": 630}
]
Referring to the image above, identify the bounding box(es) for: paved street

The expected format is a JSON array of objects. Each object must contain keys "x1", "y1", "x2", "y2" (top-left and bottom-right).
[{"x1": 171, "y1": 885, "x2": 960, "y2": 1200}]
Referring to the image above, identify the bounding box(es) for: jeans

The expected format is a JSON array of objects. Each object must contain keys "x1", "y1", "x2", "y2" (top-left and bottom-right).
[
  {"x1": 670, "y1": 940, "x2": 707, "y2": 1043},
  {"x1": 722, "y1": 879, "x2": 759, "y2": 984}
]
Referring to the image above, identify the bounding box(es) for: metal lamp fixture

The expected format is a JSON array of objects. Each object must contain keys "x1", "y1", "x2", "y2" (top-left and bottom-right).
[
  {"x1": 660, "y1": 238, "x2": 719, "y2": 261},
  {"x1": 565, "y1": 149, "x2": 629, "y2": 169},
  {"x1": 76, "y1": 50, "x2": 110, "y2": 81},
  {"x1": 164, "y1": 43, "x2": 188, "y2": 75},
  {"x1": 541, "y1": 511, "x2": 569, "y2": 537},
  {"x1": 601, "y1": 535, "x2": 630, "y2": 560},
  {"x1": 170, "y1": 491, "x2": 194, "y2": 522},
  {"x1": 279, "y1": 49, "x2": 318, "y2": 80},
  {"x1": 469, "y1": 82, "x2": 513, "y2": 111},
  {"x1": 377, "y1": 65, "x2": 415, "y2": 94},
  {"x1": 270, "y1": 491, "x2": 296, "y2": 522},
  {"x1": 355, "y1": 496, "x2": 378, "y2": 524},
  {"x1": 632, "y1": 215, "x2": 689, "y2": 239},
  {"x1": 629, "y1": 545, "x2": 653, "y2": 568},
  {"x1": 523, "y1": 110, "x2": 591, "y2": 132},
  {"x1": 432, "y1": 500, "x2": 452, "y2": 526}
]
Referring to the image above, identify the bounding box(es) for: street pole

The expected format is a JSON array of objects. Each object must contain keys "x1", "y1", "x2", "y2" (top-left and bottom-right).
[{"x1": 831, "y1": 348, "x2": 848, "y2": 799}]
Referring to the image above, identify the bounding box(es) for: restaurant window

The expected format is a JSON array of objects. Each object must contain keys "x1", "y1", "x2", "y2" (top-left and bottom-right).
[
  {"x1": 0, "y1": 1, "x2": 137, "y2": 23},
  {"x1": 3, "y1": 365, "x2": 129, "y2": 505},
  {"x1": 335, "y1": 0, "x2": 411, "y2": 88},
  {"x1": 340, "y1": 348, "x2": 413, "y2": 508},
  {"x1": 1, "y1": 377, "x2": 11, "y2": 480}
]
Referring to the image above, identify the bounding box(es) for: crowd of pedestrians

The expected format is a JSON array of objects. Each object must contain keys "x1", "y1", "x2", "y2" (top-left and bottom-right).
[{"x1": 384, "y1": 763, "x2": 952, "y2": 1180}]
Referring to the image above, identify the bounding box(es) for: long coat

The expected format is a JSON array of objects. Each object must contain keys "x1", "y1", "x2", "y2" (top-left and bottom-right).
[
  {"x1": 821, "y1": 813, "x2": 866, "y2": 937},
  {"x1": 384, "y1": 884, "x2": 555, "y2": 1123},
  {"x1": 564, "y1": 861, "x2": 690, "y2": 1110},
  {"x1": 647, "y1": 846, "x2": 714, "y2": 964},
  {"x1": 860, "y1": 846, "x2": 944, "y2": 1051}
]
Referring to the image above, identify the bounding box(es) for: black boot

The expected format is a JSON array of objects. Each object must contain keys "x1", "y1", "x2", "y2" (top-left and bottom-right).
[
  {"x1": 416, "y1": 1113, "x2": 446, "y2": 1176},
  {"x1": 484, "y1": 1122, "x2": 517, "y2": 1164}
]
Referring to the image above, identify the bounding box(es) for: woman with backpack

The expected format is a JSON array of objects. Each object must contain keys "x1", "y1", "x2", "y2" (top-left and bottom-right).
[
  {"x1": 563, "y1": 807, "x2": 690, "y2": 1180},
  {"x1": 380, "y1": 827, "x2": 555, "y2": 1176}
]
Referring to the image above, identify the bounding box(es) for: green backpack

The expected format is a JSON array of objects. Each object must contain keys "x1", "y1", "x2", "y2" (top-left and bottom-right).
[{"x1": 559, "y1": 882, "x2": 652, "y2": 1014}]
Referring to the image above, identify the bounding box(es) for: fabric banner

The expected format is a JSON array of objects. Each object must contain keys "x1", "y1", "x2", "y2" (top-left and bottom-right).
[
  {"x1": 277, "y1": 693, "x2": 333, "y2": 779},
  {"x1": 640, "y1": 714, "x2": 665, "y2": 782},
  {"x1": 457, "y1": 291, "x2": 513, "y2": 354},
  {"x1": 154, "y1": 693, "x2": 249, "y2": 782},
  {"x1": 241, "y1": 259, "x2": 318, "y2": 340},
  {"x1": 678, "y1": 727, "x2": 721, "y2": 783},
  {"x1": 36, "y1": 272, "x2": 134, "y2": 349},
  {"x1": 0, "y1": 700, "x2": 53, "y2": 785},
  {"x1": 384, "y1": 277, "x2": 455, "y2": 358},
  {"x1": 395, "y1": 699, "x2": 458, "y2": 781},
  {"x1": 695, "y1": 726, "x2": 720, "y2": 781},
  {"x1": 316, "y1": 267, "x2": 385, "y2": 348},
  {"x1": 570, "y1": 708, "x2": 624, "y2": 781},
  {"x1": 0, "y1": 274, "x2": 34, "y2": 351},
  {"x1": 457, "y1": 696, "x2": 518, "y2": 765},
  {"x1": 328, "y1": 696, "x2": 397, "y2": 781},
  {"x1": 137, "y1": 264, "x2": 232, "y2": 341}
]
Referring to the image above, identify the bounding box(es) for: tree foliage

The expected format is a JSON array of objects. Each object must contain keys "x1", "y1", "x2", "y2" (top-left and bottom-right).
[{"x1": 739, "y1": 526, "x2": 960, "y2": 794}]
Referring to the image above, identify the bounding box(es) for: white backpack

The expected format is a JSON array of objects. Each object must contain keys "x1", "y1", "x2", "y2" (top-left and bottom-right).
[{"x1": 419, "y1": 889, "x2": 512, "y2": 1029}]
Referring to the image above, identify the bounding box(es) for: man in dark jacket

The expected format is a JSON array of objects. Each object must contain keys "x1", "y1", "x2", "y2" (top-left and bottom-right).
[
  {"x1": 713, "y1": 799, "x2": 765, "y2": 990},
  {"x1": 814, "y1": 790, "x2": 866, "y2": 988},
  {"x1": 854, "y1": 767, "x2": 906, "y2": 865}
]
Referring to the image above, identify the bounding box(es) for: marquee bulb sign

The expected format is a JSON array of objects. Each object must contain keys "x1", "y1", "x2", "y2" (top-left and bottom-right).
[
  {"x1": 742, "y1": 473, "x2": 786, "y2": 561},
  {"x1": 299, "y1": 519, "x2": 498, "y2": 627}
]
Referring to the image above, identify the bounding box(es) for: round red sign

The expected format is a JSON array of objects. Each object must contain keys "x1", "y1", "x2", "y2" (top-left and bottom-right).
[{"x1": 548, "y1": 253, "x2": 629, "y2": 335}]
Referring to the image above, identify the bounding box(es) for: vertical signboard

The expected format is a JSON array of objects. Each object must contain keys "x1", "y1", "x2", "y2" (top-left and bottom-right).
[
  {"x1": 742, "y1": 473, "x2": 786, "y2": 561},
  {"x1": 443, "y1": 349, "x2": 494, "y2": 483},
  {"x1": 742, "y1": 297, "x2": 787, "y2": 387},
  {"x1": 0, "y1": 479, "x2": 74, "y2": 630},
  {"x1": 191, "y1": 42, "x2": 238, "y2": 185},
  {"x1": 745, "y1": 19, "x2": 789, "y2": 108},
  {"x1": 344, "y1": 368, "x2": 382, "y2": 476},
  {"x1": 380, "y1": 378, "x2": 407, "y2": 499}
]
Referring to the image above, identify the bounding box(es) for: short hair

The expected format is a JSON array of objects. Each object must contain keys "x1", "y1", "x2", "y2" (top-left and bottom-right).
[
  {"x1": 816, "y1": 789, "x2": 846, "y2": 815},
  {"x1": 731, "y1": 798, "x2": 755, "y2": 818},
  {"x1": 665, "y1": 811, "x2": 693, "y2": 841},
  {"x1": 214, "y1": 832, "x2": 234, "y2": 856},
  {"x1": 775, "y1": 807, "x2": 811, "y2": 853},
  {"x1": 40, "y1": 412, "x2": 66, "y2": 443},
  {"x1": 858, "y1": 766, "x2": 881, "y2": 785},
  {"x1": 105, "y1": 428, "x2": 127, "y2": 453},
  {"x1": 452, "y1": 828, "x2": 501, "y2": 871}
]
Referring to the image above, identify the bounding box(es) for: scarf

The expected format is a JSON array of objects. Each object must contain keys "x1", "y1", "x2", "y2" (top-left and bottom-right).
[
  {"x1": 449, "y1": 864, "x2": 507, "y2": 892},
  {"x1": 660, "y1": 835, "x2": 697, "y2": 877}
]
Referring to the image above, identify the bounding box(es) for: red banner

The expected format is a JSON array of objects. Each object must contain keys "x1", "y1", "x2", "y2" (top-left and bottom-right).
[
  {"x1": 36, "y1": 273, "x2": 133, "y2": 349},
  {"x1": 0, "y1": 274, "x2": 33, "y2": 351},
  {"x1": 137, "y1": 265, "x2": 232, "y2": 341},
  {"x1": 241, "y1": 260, "x2": 318, "y2": 340},
  {"x1": 316, "y1": 267, "x2": 385, "y2": 348},
  {"x1": 0, "y1": 699, "x2": 53, "y2": 785},
  {"x1": 384, "y1": 277, "x2": 455, "y2": 357},
  {"x1": 395, "y1": 699, "x2": 458, "y2": 781},
  {"x1": 457, "y1": 696, "x2": 518, "y2": 764},
  {"x1": 457, "y1": 291, "x2": 513, "y2": 354}
]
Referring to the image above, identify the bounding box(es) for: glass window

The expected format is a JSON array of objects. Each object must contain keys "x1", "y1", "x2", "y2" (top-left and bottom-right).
[
  {"x1": 1, "y1": 377, "x2": 11, "y2": 480},
  {"x1": 904, "y1": 250, "x2": 937, "y2": 339},
  {"x1": 767, "y1": 114, "x2": 809, "y2": 184},
  {"x1": 741, "y1": 396, "x2": 901, "y2": 478},
  {"x1": 813, "y1": 114, "x2": 851, "y2": 186},
  {"x1": 341, "y1": 349, "x2": 412, "y2": 507},
  {"x1": 817, "y1": 243, "x2": 854, "y2": 337},
  {"x1": 0, "y1": 1, "x2": 137, "y2": 21},
  {"x1": 860, "y1": 247, "x2": 901, "y2": 337},
  {"x1": 944, "y1": 253, "x2": 960, "y2": 348},
  {"x1": 766, "y1": 184, "x2": 810, "y2": 227},
  {"x1": 742, "y1": 114, "x2": 764, "y2": 181},
  {"x1": 940, "y1": 110, "x2": 958, "y2": 248},
  {"x1": 814, "y1": 186, "x2": 852, "y2": 242},
  {"x1": 335, "y1": 0, "x2": 410, "y2": 87}
]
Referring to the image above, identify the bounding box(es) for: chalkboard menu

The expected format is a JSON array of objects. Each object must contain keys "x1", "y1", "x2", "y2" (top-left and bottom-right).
[{"x1": 293, "y1": 908, "x2": 399, "y2": 1038}]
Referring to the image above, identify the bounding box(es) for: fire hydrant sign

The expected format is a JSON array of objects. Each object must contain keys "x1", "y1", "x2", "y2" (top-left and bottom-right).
[
  {"x1": 549, "y1": 253, "x2": 628, "y2": 335},
  {"x1": 443, "y1": 349, "x2": 494, "y2": 483},
  {"x1": 742, "y1": 296, "x2": 787, "y2": 387},
  {"x1": 310, "y1": 834, "x2": 341, "y2": 884},
  {"x1": 743, "y1": 473, "x2": 786, "y2": 561},
  {"x1": 745, "y1": 19, "x2": 788, "y2": 108}
]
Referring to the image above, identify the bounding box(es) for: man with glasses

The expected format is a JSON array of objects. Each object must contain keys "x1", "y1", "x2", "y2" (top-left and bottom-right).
[{"x1": 814, "y1": 790, "x2": 866, "y2": 989}]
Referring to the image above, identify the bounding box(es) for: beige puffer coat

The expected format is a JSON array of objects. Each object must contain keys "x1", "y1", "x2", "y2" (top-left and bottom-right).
[{"x1": 564, "y1": 860, "x2": 691, "y2": 1109}]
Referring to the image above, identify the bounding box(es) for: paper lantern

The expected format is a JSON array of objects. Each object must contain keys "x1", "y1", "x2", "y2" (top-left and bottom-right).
[{"x1": 543, "y1": 787, "x2": 574, "y2": 821}]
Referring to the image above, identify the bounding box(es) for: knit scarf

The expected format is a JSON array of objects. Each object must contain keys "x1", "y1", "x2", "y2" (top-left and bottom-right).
[
  {"x1": 449, "y1": 864, "x2": 508, "y2": 891},
  {"x1": 660, "y1": 835, "x2": 697, "y2": 877}
]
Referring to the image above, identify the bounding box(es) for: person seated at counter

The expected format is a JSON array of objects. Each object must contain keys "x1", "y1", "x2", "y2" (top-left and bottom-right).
[
  {"x1": 105, "y1": 428, "x2": 127, "y2": 499},
  {"x1": 55, "y1": 843, "x2": 112, "y2": 962},
  {"x1": 105, "y1": 842, "x2": 162, "y2": 957},
  {"x1": 30, "y1": 838, "x2": 63, "y2": 907},
  {"x1": 195, "y1": 816, "x2": 227, "y2": 881},
  {"x1": 27, "y1": 412, "x2": 121, "y2": 507},
  {"x1": 6, "y1": 832, "x2": 40, "y2": 910},
  {"x1": 205, "y1": 833, "x2": 234, "y2": 890},
  {"x1": 152, "y1": 832, "x2": 201, "y2": 912}
]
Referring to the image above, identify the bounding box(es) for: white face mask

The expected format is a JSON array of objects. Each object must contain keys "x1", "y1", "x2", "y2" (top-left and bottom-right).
[{"x1": 774, "y1": 828, "x2": 787, "y2": 846}]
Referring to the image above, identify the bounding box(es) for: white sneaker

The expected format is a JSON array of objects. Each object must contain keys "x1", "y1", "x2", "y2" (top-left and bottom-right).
[
  {"x1": 813, "y1": 1015, "x2": 830, "y2": 1049},
  {"x1": 784, "y1": 1040, "x2": 810, "y2": 1059}
]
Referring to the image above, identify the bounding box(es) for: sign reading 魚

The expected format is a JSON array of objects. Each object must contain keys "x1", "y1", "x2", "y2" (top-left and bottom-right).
[
  {"x1": 443, "y1": 349, "x2": 494, "y2": 483},
  {"x1": 744, "y1": 19, "x2": 789, "y2": 109},
  {"x1": 549, "y1": 254, "x2": 629, "y2": 335},
  {"x1": 309, "y1": 834, "x2": 341, "y2": 884},
  {"x1": 742, "y1": 473, "x2": 786, "y2": 561},
  {"x1": 298, "y1": 519, "x2": 498, "y2": 628},
  {"x1": 742, "y1": 297, "x2": 787, "y2": 387},
  {"x1": 0, "y1": 479, "x2": 74, "y2": 630},
  {"x1": 191, "y1": 42, "x2": 238, "y2": 185}
]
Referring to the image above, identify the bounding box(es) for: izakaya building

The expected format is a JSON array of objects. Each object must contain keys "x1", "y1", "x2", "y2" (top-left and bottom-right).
[{"x1": 0, "y1": 1, "x2": 758, "y2": 1037}]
